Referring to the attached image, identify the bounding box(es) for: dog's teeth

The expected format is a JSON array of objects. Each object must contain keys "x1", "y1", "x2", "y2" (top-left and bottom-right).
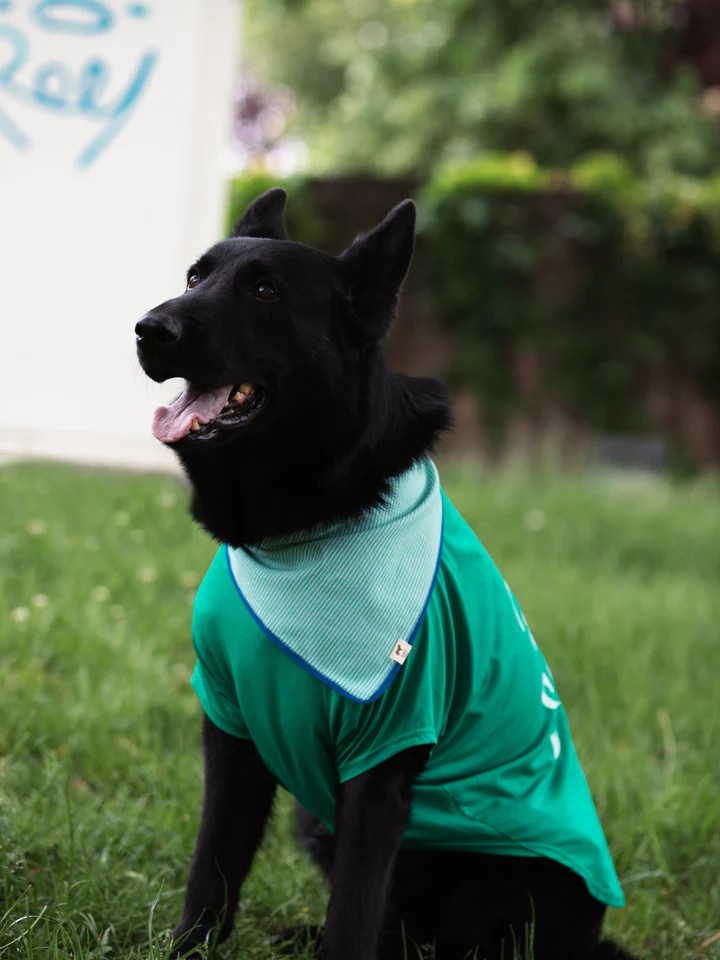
[
  {"x1": 190, "y1": 418, "x2": 200, "y2": 432},
  {"x1": 238, "y1": 383, "x2": 253, "y2": 395},
  {"x1": 232, "y1": 391, "x2": 244, "y2": 403}
]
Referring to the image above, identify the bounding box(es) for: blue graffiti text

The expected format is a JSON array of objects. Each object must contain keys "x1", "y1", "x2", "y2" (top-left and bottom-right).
[
  {"x1": 0, "y1": 18, "x2": 157, "y2": 167},
  {"x1": 31, "y1": 0, "x2": 115, "y2": 37}
]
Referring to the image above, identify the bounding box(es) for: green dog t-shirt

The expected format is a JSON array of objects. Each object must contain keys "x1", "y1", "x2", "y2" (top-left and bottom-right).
[{"x1": 191, "y1": 458, "x2": 625, "y2": 909}]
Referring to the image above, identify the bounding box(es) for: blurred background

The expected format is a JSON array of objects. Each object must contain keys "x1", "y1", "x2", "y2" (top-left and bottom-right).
[
  {"x1": 229, "y1": 0, "x2": 720, "y2": 475},
  {"x1": 3, "y1": 0, "x2": 720, "y2": 472}
]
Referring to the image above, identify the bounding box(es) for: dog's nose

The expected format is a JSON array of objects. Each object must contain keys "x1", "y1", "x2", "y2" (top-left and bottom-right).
[{"x1": 135, "y1": 314, "x2": 181, "y2": 345}]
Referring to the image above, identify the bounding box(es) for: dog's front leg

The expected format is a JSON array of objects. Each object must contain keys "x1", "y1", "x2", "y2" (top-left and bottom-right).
[
  {"x1": 320, "y1": 745, "x2": 431, "y2": 960},
  {"x1": 171, "y1": 713, "x2": 276, "y2": 957}
]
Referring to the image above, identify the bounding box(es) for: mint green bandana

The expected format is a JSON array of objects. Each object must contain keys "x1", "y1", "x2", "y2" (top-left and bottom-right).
[{"x1": 226, "y1": 457, "x2": 443, "y2": 703}]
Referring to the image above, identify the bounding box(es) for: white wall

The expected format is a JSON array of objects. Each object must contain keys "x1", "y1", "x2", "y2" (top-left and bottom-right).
[{"x1": 0, "y1": 0, "x2": 240, "y2": 470}]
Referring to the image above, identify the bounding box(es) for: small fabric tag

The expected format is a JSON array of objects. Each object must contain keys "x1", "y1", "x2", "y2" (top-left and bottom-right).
[{"x1": 390, "y1": 638, "x2": 412, "y2": 665}]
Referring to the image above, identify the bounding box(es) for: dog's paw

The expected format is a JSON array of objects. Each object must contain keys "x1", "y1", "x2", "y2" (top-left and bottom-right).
[
  {"x1": 271, "y1": 924, "x2": 323, "y2": 956},
  {"x1": 169, "y1": 921, "x2": 215, "y2": 959}
]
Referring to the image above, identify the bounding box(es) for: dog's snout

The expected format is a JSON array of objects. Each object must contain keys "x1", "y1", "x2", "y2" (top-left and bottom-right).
[{"x1": 135, "y1": 314, "x2": 181, "y2": 346}]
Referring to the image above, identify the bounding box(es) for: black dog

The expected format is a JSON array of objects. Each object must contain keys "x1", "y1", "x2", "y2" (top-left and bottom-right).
[{"x1": 136, "y1": 189, "x2": 636, "y2": 960}]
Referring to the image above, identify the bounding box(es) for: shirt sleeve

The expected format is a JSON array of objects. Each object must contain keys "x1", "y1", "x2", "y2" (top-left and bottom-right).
[
  {"x1": 191, "y1": 628, "x2": 251, "y2": 741},
  {"x1": 190, "y1": 660, "x2": 250, "y2": 739}
]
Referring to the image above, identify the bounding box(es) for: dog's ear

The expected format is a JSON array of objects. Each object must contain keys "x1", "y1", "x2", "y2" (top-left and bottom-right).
[
  {"x1": 230, "y1": 188, "x2": 288, "y2": 240},
  {"x1": 339, "y1": 200, "x2": 416, "y2": 341}
]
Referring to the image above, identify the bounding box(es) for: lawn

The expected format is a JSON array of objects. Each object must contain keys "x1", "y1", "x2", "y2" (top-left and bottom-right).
[{"x1": 0, "y1": 460, "x2": 719, "y2": 959}]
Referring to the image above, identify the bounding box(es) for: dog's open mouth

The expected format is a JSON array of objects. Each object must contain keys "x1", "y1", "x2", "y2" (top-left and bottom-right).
[{"x1": 152, "y1": 382, "x2": 266, "y2": 443}]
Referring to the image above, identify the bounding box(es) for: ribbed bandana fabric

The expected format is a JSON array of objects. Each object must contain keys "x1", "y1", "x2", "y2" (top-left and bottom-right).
[{"x1": 226, "y1": 457, "x2": 443, "y2": 702}]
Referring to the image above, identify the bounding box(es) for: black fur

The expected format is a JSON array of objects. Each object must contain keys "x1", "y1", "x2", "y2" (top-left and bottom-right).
[
  {"x1": 137, "y1": 189, "x2": 450, "y2": 546},
  {"x1": 136, "y1": 189, "x2": 637, "y2": 960}
]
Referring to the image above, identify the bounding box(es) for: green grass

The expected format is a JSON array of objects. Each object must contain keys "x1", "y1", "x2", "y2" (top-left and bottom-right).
[{"x1": 0, "y1": 460, "x2": 719, "y2": 959}]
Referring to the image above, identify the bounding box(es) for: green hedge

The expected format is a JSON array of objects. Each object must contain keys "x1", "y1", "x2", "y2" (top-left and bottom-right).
[
  {"x1": 420, "y1": 152, "x2": 720, "y2": 444},
  {"x1": 228, "y1": 157, "x2": 720, "y2": 454}
]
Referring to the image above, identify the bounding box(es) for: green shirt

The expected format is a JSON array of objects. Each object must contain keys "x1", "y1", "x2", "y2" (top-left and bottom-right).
[
  {"x1": 225, "y1": 458, "x2": 443, "y2": 703},
  {"x1": 191, "y1": 482, "x2": 625, "y2": 909}
]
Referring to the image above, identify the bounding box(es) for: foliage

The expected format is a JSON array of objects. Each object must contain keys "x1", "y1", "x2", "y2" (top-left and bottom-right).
[
  {"x1": 419, "y1": 151, "x2": 720, "y2": 445},
  {"x1": 242, "y1": 0, "x2": 719, "y2": 178},
  {"x1": 1, "y1": 461, "x2": 720, "y2": 958}
]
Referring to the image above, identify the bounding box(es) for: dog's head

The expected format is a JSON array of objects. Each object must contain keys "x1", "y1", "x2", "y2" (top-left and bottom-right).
[
  {"x1": 136, "y1": 188, "x2": 450, "y2": 544},
  {"x1": 136, "y1": 188, "x2": 418, "y2": 452}
]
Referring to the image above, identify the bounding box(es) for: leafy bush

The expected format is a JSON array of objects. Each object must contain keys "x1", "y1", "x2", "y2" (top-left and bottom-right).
[
  {"x1": 420, "y1": 152, "x2": 720, "y2": 447},
  {"x1": 242, "y1": 0, "x2": 719, "y2": 179}
]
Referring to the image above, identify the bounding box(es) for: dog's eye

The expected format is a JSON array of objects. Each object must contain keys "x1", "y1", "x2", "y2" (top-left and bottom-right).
[
  {"x1": 187, "y1": 274, "x2": 200, "y2": 290},
  {"x1": 254, "y1": 282, "x2": 278, "y2": 302}
]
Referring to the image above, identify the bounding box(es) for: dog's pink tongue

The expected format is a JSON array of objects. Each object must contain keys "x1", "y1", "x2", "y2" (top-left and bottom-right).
[{"x1": 152, "y1": 384, "x2": 233, "y2": 442}]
